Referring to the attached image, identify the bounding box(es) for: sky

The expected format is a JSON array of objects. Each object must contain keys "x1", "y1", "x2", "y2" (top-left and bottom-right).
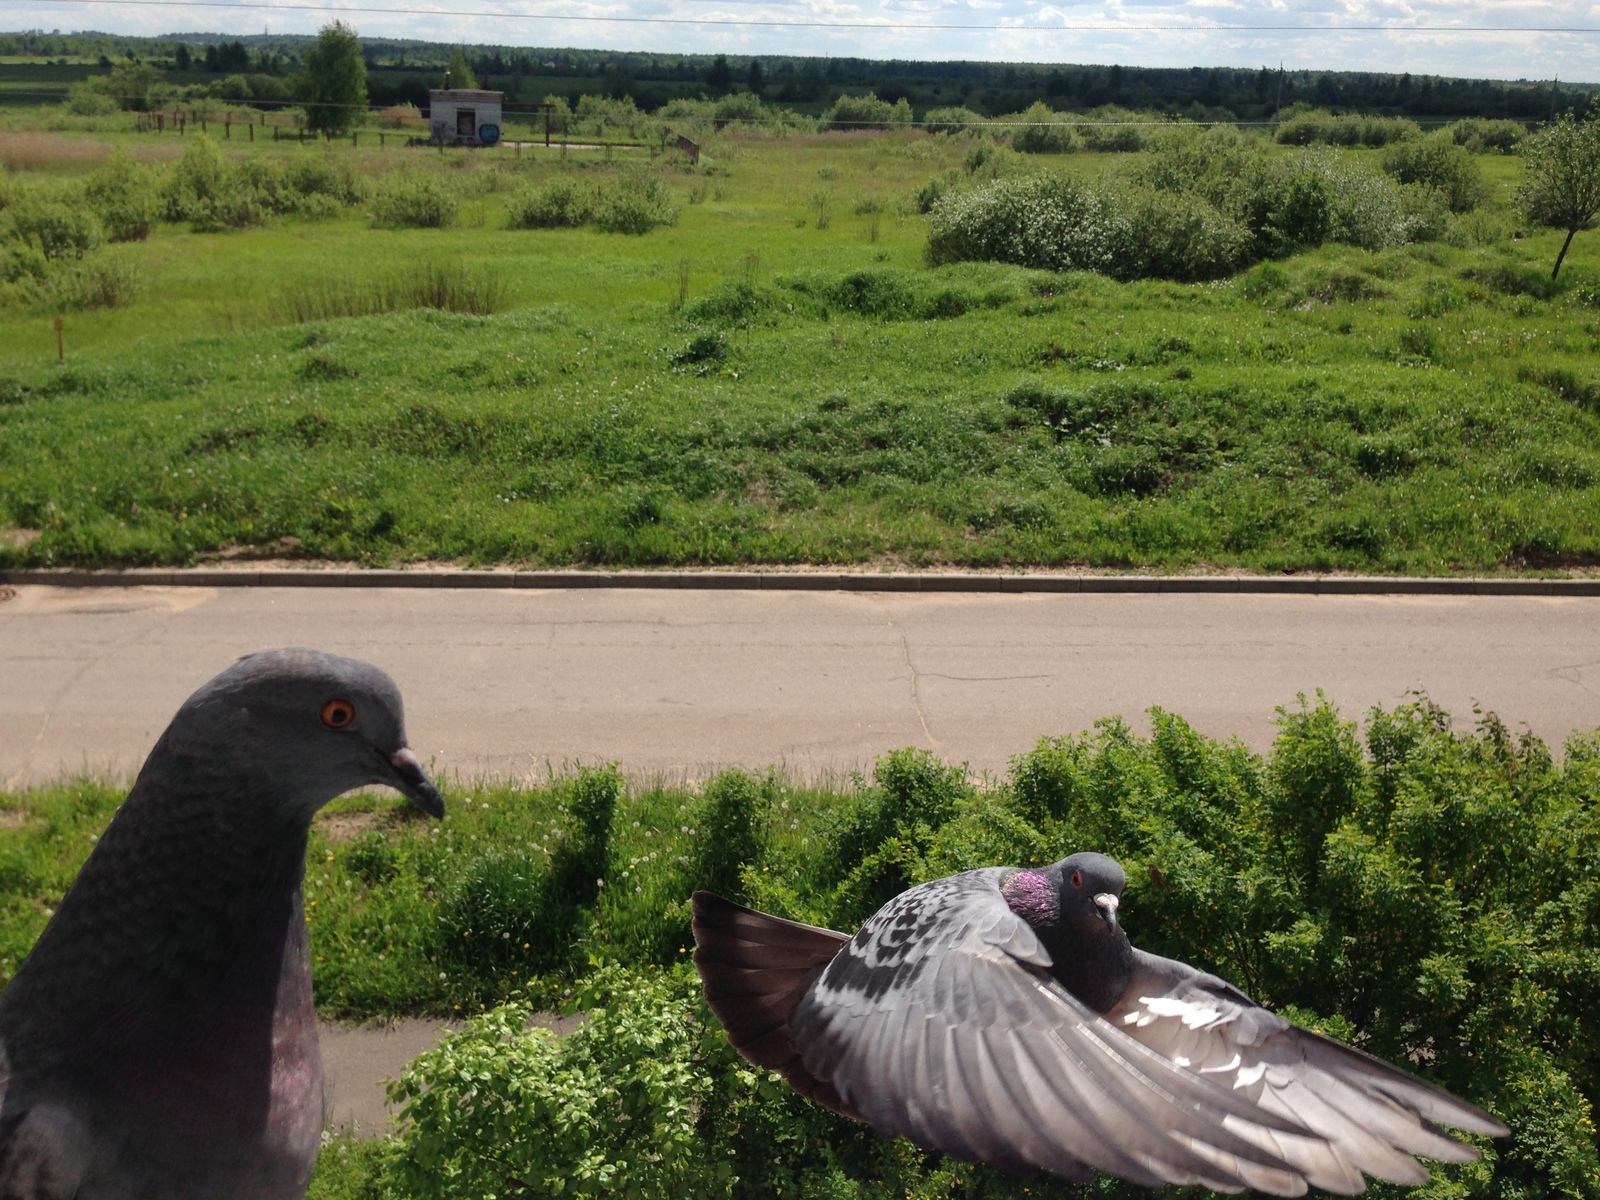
[{"x1": 10, "y1": 0, "x2": 1600, "y2": 82}]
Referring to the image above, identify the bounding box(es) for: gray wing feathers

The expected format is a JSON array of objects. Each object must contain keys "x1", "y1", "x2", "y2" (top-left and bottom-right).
[
  {"x1": 1113, "y1": 950, "x2": 1506, "y2": 1194},
  {"x1": 792, "y1": 871, "x2": 1330, "y2": 1194}
]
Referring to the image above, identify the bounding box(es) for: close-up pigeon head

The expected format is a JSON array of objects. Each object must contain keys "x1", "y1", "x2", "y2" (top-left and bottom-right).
[
  {"x1": 1001, "y1": 851, "x2": 1126, "y2": 936},
  {"x1": 157, "y1": 647, "x2": 444, "y2": 821}
]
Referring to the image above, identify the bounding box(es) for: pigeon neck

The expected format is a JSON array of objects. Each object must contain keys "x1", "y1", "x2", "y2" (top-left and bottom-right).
[
  {"x1": 2, "y1": 757, "x2": 317, "y2": 1065},
  {"x1": 1038, "y1": 922, "x2": 1135, "y2": 1014}
]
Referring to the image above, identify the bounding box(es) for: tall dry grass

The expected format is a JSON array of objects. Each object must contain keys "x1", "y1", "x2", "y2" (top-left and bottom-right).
[{"x1": 0, "y1": 132, "x2": 108, "y2": 171}]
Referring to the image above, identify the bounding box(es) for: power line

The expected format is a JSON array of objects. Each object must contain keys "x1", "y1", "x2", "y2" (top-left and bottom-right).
[{"x1": 13, "y1": 0, "x2": 1600, "y2": 35}]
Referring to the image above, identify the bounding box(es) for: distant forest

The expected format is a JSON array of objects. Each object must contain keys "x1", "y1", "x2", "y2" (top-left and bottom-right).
[{"x1": 2, "y1": 28, "x2": 1594, "y2": 121}]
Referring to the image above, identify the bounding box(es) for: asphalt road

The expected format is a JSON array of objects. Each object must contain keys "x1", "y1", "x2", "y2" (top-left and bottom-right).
[{"x1": 4, "y1": 583, "x2": 1599, "y2": 788}]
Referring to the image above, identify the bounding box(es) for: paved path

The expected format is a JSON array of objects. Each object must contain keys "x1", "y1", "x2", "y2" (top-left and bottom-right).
[{"x1": 4, "y1": 584, "x2": 1599, "y2": 787}]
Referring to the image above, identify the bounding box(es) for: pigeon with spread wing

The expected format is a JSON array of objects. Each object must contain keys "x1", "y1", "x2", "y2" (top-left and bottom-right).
[{"x1": 692, "y1": 852, "x2": 1506, "y2": 1196}]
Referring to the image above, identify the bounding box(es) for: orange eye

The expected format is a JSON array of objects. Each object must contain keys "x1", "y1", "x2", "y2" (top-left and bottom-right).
[
  {"x1": 1070, "y1": 870, "x2": 1083, "y2": 888},
  {"x1": 321, "y1": 699, "x2": 356, "y2": 729}
]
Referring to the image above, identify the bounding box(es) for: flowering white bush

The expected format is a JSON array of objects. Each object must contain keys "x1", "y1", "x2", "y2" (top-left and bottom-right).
[{"x1": 928, "y1": 135, "x2": 1443, "y2": 280}]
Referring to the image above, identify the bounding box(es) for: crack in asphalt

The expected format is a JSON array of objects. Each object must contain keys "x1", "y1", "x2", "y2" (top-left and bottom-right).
[{"x1": 885, "y1": 616, "x2": 938, "y2": 750}]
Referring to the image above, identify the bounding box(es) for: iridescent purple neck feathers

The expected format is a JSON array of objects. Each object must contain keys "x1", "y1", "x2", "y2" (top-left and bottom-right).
[{"x1": 1001, "y1": 869, "x2": 1058, "y2": 927}]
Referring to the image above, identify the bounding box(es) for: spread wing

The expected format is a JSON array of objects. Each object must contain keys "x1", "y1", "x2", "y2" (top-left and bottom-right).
[
  {"x1": 691, "y1": 891, "x2": 860, "y2": 1119},
  {"x1": 1107, "y1": 949, "x2": 1509, "y2": 1194},
  {"x1": 788, "y1": 870, "x2": 1335, "y2": 1195}
]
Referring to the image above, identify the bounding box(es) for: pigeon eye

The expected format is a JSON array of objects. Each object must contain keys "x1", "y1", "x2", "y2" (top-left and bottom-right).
[
  {"x1": 1070, "y1": 870, "x2": 1083, "y2": 888},
  {"x1": 321, "y1": 699, "x2": 356, "y2": 729}
]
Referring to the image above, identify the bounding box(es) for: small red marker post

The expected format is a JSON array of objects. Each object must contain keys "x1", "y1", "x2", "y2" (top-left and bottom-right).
[{"x1": 53, "y1": 314, "x2": 64, "y2": 365}]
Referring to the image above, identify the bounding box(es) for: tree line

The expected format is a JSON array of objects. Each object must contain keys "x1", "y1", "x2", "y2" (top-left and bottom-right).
[{"x1": 8, "y1": 29, "x2": 1596, "y2": 122}]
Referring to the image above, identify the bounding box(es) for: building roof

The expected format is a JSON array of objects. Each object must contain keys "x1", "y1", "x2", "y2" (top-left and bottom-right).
[{"x1": 429, "y1": 89, "x2": 503, "y2": 101}]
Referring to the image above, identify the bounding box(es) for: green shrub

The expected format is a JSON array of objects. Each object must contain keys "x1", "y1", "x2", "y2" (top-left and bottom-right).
[
  {"x1": 922, "y1": 105, "x2": 984, "y2": 136},
  {"x1": 913, "y1": 174, "x2": 948, "y2": 213},
  {"x1": 594, "y1": 171, "x2": 678, "y2": 235},
  {"x1": 670, "y1": 330, "x2": 728, "y2": 367},
  {"x1": 388, "y1": 967, "x2": 721, "y2": 1200},
  {"x1": 930, "y1": 132, "x2": 1446, "y2": 281},
  {"x1": 164, "y1": 132, "x2": 227, "y2": 220},
  {"x1": 283, "y1": 154, "x2": 364, "y2": 206},
  {"x1": 47, "y1": 252, "x2": 141, "y2": 310},
  {"x1": 926, "y1": 174, "x2": 1247, "y2": 281},
  {"x1": 84, "y1": 153, "x2": 160, "y2": 242},
  {"x1": 509, "y1": 177, "x2": 595, "y2": 228},
  {"x1": 1275, "y1": 108, "x2": 1422, "y2": 147},
  {"x1": 3, "y1": 197, "x2": 103, "y2": 260},
  {"x1": 681, "y1": 281, "x2": 773, "y2": 326},
  {"x1": 1073, "y1": 107, "x2": 1153, "y2": 153},
  {"x1": 1450, "y1": 117, "x2": 1526, "y2": 155},
  {"x1": 1115, "y1": 184, "x2": 1253, "y2": 280},
  {"x1": 82, "y1": 61, "x2": 161, "y2": 111},
  {"x1": 927, "y1": 175, "x2": 1130, "y2": 275},
  {"x1": 691, "y1": 770, "x2": 771, "y2": 902},
  {"x1": 511, "y1": 172, "x2": 677, "y2": 235},
  {"x1": 822, "y1": 92, "x2": 912, "y2": 132},
  {"x1": 439, "y1": 765, "x2": 620, "y2": 985},
  {"x1": 1010, "y1": 102, "x2": 1076, "y2": 154},
  {"x1": 64, "y1": 87, "x2": 118, "y2": 117},
  {"x1": 1382, "y1": 132, "x2": 1489, "y2": 212},
  {"x1": 369, "y1": 172, "x2": 458, "y2": 228}
]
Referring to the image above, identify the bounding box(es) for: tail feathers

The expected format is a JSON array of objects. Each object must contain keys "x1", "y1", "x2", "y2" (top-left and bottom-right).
[{"x1": 692, "y1": 891, "x2": 860, "y2": 1120}]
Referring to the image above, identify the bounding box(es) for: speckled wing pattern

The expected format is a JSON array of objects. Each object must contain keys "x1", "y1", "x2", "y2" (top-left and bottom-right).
[
  {"x1": 788, "y1": 869, "x2": 1334, "y2": 1194},
  {"x1": 1105, "y1": 949, "x2": 1508, "y2": 1194}
]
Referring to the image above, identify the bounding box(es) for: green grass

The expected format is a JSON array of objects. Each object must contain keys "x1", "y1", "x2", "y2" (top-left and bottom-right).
[{"x1": 2, "y1": 127, "x2": 1598, "y2": 573}]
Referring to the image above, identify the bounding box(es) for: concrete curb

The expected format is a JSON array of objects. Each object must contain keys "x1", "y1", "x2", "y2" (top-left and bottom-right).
[{"x1": 5, "y1": 568, "x2": 1600, "y2": 596}]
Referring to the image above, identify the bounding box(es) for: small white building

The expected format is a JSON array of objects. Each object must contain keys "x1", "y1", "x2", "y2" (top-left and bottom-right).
[{"x1": 429, "y1": 89, "x2": 504, "y2": 147}]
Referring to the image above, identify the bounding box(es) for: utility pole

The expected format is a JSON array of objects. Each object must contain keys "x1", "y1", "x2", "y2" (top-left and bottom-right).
[{"x1": 1274, "y1": 61, "x2": 1285, "y2": 126}]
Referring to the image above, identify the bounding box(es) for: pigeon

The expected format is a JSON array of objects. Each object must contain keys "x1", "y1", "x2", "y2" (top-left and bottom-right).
[
  {"x1": 0, "y1": 648, "x2": 444, "y2": 1200},
  {"x1": 693, "y1": 852, "x2": 1508, "y2": 1196}
]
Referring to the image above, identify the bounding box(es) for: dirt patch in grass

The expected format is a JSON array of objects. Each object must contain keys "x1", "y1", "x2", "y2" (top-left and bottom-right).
[{"x1": 315, "y1": 808, "x2": 421, "y2": 844}]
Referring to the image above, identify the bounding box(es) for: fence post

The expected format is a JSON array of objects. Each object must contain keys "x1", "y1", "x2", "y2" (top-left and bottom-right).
[
  {"x1": 352, "y1": 130, "x2": 358, "y2": 147},
  {"x1": 225, "y1": 117, "x2": 230, "y2": 139},
  {"x1": 157, "y1": 113, "x2": 163, "y2": 133},
  {"x1": 248, "y1": 122, "x2": 253, "y2": 142}
]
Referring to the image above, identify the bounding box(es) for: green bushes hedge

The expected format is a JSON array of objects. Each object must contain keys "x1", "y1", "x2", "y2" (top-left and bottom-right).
[
  {"x1": 292, "y1": 696, "x2": 1600, "y2": 1199},
  {"x1": 928, "y1": 130, "x2": 1448, "y2": 280},
  {"x1": 820, "y1": 92, "x2": 913, "y2": 132},
  {"x1": 1382, "y1": 132, "x2": 1490, "y2": 213},
  {"x1": 1275, "y1": 107, "x2": 1423, "y2": 147},
  {"x1": 508, "y1": 171, "x2": 678, "y2": 235},
  {"x1": 368, "y1": 172, "x2": 457, "y2": 229}
]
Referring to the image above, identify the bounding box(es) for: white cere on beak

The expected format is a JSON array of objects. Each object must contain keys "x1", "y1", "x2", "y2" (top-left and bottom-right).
[{"x1": 1094, "y1": 893, "x2": 1120, "y2": 926}]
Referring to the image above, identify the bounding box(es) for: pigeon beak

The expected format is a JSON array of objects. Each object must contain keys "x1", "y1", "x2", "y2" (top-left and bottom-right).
[
  {"x1": 1093, "y1": 893, "x2": 1120, "y2": 931},
  {"x1": 389, "y1": 747, "x2": 444, "y2": 818}
]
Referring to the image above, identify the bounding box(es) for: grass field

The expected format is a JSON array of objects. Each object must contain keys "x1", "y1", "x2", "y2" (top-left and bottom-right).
[{"x1": 2, "y1": 121, "x2": 1598, "y2": 574}]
